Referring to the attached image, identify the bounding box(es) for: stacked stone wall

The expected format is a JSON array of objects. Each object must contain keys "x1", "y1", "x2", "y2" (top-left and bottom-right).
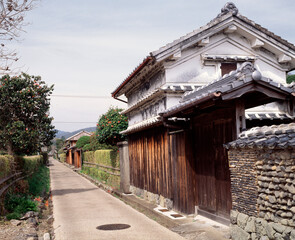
[
  {"x1": 228, "y1": 148, "x2": 295, "y2": 240},
  {"x1": 255, "y1": 149, "x2": 295, "y2": 227},
  {"x1": 228, "y1": 149, "x2": 258, "y2": 216}
]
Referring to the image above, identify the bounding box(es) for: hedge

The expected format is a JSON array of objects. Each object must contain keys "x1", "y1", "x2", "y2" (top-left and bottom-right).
[
  {"x1": 83, "y1": 151, "x2": 95, "y2": 163},
  {"x1": 59, "y1": 153, "x2": 66, "y2": 162},
  {"x1": 81, "y1": 150, "x2": 120, "y2": 189},
  {"x1": 0, "y1": 155, "x2": 15, "y2": 179},
  {"x1": 22, "y1": 155, "x2": 43, "y2": 173},
  {"x1": 0, "y1": 155, "x2": 43, "y2": 179}
]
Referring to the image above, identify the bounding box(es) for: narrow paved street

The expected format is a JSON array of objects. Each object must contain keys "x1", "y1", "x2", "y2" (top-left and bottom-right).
[{"x1": 50, "y1": 158, "x2": 184, "y2": 240}]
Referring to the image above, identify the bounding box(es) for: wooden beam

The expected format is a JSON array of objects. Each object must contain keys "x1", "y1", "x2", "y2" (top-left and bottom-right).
[
  {"x1": 251, "y1": 38, "x2": 264, "y2": 48},
  {"x1": 278, "y1": 54, "x2": 292, "y2": 63},
  {"x1": 235, "y1": 99, "x2": 246, "y2": 137},
  {"x1": 224, "y1": 25, "x2": 237, "y2": 34},
  {"x1": 198, "y1": 37, "x2": 210, "y2": 47}
]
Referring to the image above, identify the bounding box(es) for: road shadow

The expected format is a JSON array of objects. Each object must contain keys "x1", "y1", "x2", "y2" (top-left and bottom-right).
[{"x1": 51, "y1": 188, "x2": 97, "y2": 196}]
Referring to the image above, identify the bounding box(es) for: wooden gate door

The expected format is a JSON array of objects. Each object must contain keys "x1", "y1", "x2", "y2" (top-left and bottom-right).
[{"x1": 193, "y1": 110, "x2": 233, "y2": 218}]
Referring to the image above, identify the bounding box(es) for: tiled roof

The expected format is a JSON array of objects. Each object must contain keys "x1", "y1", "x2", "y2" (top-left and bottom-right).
[
  {"x1": 121, "y1": 116, "x2": 162, "y2": 135},
  {"x1": 112, "y1": 2, "x2": 295, "y2": 99},
  {"x1": 246, "y1": 113, "x2": 294, "y2": 121},
  {"x1": 122, "y1": 84, "x2": 197, "y2": 114},
  {"x1": 225, "y1": 123, "x2": 295, "y2": 149},
  {"x1": 152, "y1": 3, "x2": 295, "y2": 58},
  {"x1": 160, "y1": 62, "x2": 293, "y2": 117}
]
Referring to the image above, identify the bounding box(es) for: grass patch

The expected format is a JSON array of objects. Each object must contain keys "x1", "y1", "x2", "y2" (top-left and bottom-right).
[
  {"x1": 4, "y1": 165, "x2": 50, "y2": 220},
  {"x1": 5, "y1": 194, "x2": 37, "y2": 220},
  {"x1": 80, "y1": 166, "x2": 120, "y2": 190},
  {"x1": 28, "y1": 165, "x2": 50, "y2": 196}
]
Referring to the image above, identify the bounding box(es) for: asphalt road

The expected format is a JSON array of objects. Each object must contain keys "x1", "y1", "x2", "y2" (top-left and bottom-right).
[{"x1": 50, "y1": 158, "x2": 184, "y2": 240}]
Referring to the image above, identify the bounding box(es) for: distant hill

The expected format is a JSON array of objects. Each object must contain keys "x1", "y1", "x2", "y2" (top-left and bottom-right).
[{"x1": 55, "y1": 127, "x2": 96, "y2": 139}]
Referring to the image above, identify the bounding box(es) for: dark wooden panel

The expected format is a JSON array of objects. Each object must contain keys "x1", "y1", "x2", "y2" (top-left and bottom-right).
[
  {"x1": 220, "y1": 63, "x2": 237, "y2": 76},
  {"x1": 192, "y1": 108, "x2": 234, "y2": 217},
  {"x1": 128, "y1": 126, "x2": 195, "y2": 214}
]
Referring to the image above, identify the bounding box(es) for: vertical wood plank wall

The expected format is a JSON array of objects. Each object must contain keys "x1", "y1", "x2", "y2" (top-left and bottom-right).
[
  {"x1": 128, "y1": 127, "x2": 172, "y2": 200},
  {"x1": 128, "y1": 126, "x2": 195, "y2": 213},
  {"x1": 128, "y1": 108, "x2": 235, "y2": 216}
]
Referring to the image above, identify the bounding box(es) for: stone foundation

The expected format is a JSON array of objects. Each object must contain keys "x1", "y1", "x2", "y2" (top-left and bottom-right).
[
  {"x1": 129, "y1": 185, "x2": 173, "y2": 209},
  {"x1": 230, "y1": 210, "x2": 295, "y2": 240}
]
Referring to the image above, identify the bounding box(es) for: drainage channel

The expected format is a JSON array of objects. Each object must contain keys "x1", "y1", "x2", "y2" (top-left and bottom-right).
[{"x1": 96, "y1": 224, "x2": 131, "y2": 231}]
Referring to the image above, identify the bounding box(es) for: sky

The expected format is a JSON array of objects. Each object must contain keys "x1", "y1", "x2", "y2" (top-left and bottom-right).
[{"x1": 6, "y1": 0, "x2": 295, "y2": 132}]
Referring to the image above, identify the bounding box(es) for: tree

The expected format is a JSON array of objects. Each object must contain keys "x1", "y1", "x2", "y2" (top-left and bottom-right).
[
  {"x1": 96, "y1": 107, "x2": 128, "y2": 146},
  {"x1": 0, "y1": 73, "x2": 56, "y2": 155},
  {"x1": 0, "y1": 0, "x2": 37, "y2": 72},
  {"x1": 55, "y1": 138, "x2": 65, "y2": 152},
  {"x1": 287, "y1": 74, "x2": 295, "y2": 84},
  {"x1": 76, "y1": 136, "x2": 90, "y2": 149}
]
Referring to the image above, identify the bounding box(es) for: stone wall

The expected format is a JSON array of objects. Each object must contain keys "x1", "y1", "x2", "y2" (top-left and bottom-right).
[
  {"x1": 230, "y1": 211, "x2": 295, "y2": 240},
  {"x1": 229, "y1": 149, "x2": 258, "y2": 216},
  {"x1": 228, "y1": 148, "x2": 295, "y2": 240},
  {"x1": 129, "y1": 185, "x2": 173, "y2": 209}
]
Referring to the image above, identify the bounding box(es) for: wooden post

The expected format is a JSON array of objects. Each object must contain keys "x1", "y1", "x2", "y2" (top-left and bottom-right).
[
  {"x1": 69, "y1": 149, "x2": 72, "y2": 165},
  {"x1": 235, "y1": 99, "x2": 246, "y2": 138}
]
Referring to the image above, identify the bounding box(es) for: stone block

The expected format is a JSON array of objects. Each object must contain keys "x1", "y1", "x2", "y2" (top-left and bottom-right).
[
  {"x1": 271, "y1": 223, "x2": 286, "y2": 233},
  {"x1": 166, "y1": 198, "x2": 173, "y2": 210},
  {"x1": 273, "y1": 233, "x2": 283, "y2": 240},
  {"x1": 238, "y1": 212, "x2": 249, "y2": 229},
  {"x1": 43, "y1": 233, "x2": 50, "y2": 240},
  {"x1": 245, "y1": 216, "x2": 256, "y2": 233},
  {"x1": 291, "y1": 229, "x2": 295, "y2": 240},
  {"x1": 268, "y1": 196, "x2": 276, "y2": 203},
  {"x1": 159, "y1": 195, "x2": 165, "y2": 207},
  {"x1": 230, "y1": 210, "x2": 239, "y2": 224},
  {"x1": 255, "y1": 218, "x2": 267, "y2": 236},
  {"x1": 265, "y1": 224, "x2": 275, "y2": 240},
  {"x1": 230, "y1": 225, "x2": 250, "y2": 240}
]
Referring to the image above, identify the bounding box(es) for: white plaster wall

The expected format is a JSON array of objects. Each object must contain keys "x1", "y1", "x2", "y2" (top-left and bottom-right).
[
  {"x1": 166, "y1": 95, "x2": 182, "y2": 109},
  {"x1": 254, "y1": 59, "x2": 286, "y2": 84},
  {"x1": 128, "y1": 98, "x2": 166, "y2": 125},
  {"x1": 127, "y1": 71, "x2": 165, "y2": 107},
  {"x1": 126, "y1": 31, "x2": 289, "y2": 126}
]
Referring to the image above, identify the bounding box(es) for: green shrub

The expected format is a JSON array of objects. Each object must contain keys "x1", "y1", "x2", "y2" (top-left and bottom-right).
[
  {"x1": 96, "y1": 107, "x2": 128, "y2": 146},
  {"x1": 59, "y1": 153, "x2": 66, "y2": 162},
  {"x1": 5, "y1": 193, "x2": 37, "y2": 219},
  {"x1": 83, "y1": 151, "x2": 95, "y2": 163},
  {"x1": 28, "y1": 165, "x2": 50, "y2": 196},
  {"x1": 76, "y1": 136, "x2": 90, "y2": 149},
  {"x1": 6, "y1": 212, "x2": 21, "y2": 220},
  {"x1": 58, "y1": 148, "x2": 64, "y2": 154},
  {"x1": 82, "y1": 144, "x2": 91, "y2": 151},
  {"x1": 94, "y1": 150, "x2": 119, "y2": 168},
  {"x1": 0, "y1": 155, "x2": 14, "y2": 178},
  {"x1": 287, "y1": 74, "x2": 295, "y2": 84},
  {"x1": 22, "y1": 155, "x2": 43, "y2": 173}
]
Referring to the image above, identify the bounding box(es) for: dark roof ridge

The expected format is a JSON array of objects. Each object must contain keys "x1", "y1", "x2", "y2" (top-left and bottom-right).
[
  {"x1": 151, "y1": 2, "x2": 295, "y2": 58},
  {"x1": 226, "y1": 123, "x2": 295, "y2": 149}
]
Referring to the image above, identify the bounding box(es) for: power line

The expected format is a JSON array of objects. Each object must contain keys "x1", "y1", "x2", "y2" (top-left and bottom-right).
[
  {"x1": 53, "y1": 121, "x2": 97, "y2": 124},
  {"x1": 51, "y1": 94, "x2": 111, "y2": 99}
]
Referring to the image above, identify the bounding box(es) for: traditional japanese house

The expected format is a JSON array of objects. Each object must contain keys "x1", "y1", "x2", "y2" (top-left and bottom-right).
[
  {"x1": 112, "y1": 2, "x2": 295, "y2": 221},
  {"x1": 64, "y1": 130, "x2": 92, "y2": 168}
]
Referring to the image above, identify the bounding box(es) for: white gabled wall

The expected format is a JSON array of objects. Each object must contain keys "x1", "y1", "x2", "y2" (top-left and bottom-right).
[{"x1": 126, "y1": 30, "x2": 290, "y2": 127}]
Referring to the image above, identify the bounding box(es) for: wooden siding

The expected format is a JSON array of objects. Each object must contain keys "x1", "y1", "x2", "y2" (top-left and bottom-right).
[
  {"x1": 128, "y1": 126, "x2": 195, "y2": 213},
  {"x1": 128, "y1": 127, "x2": 172, "y2": 199},
  {"x1": 128, "y1": 108, "x2": 235, "y2": 216},
  {"x1": 192, "y1": 108, "x2": 235, "y2": 218},
  {"x1": 169, "y1": 130, "x2": 195, "y2": 213}
]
